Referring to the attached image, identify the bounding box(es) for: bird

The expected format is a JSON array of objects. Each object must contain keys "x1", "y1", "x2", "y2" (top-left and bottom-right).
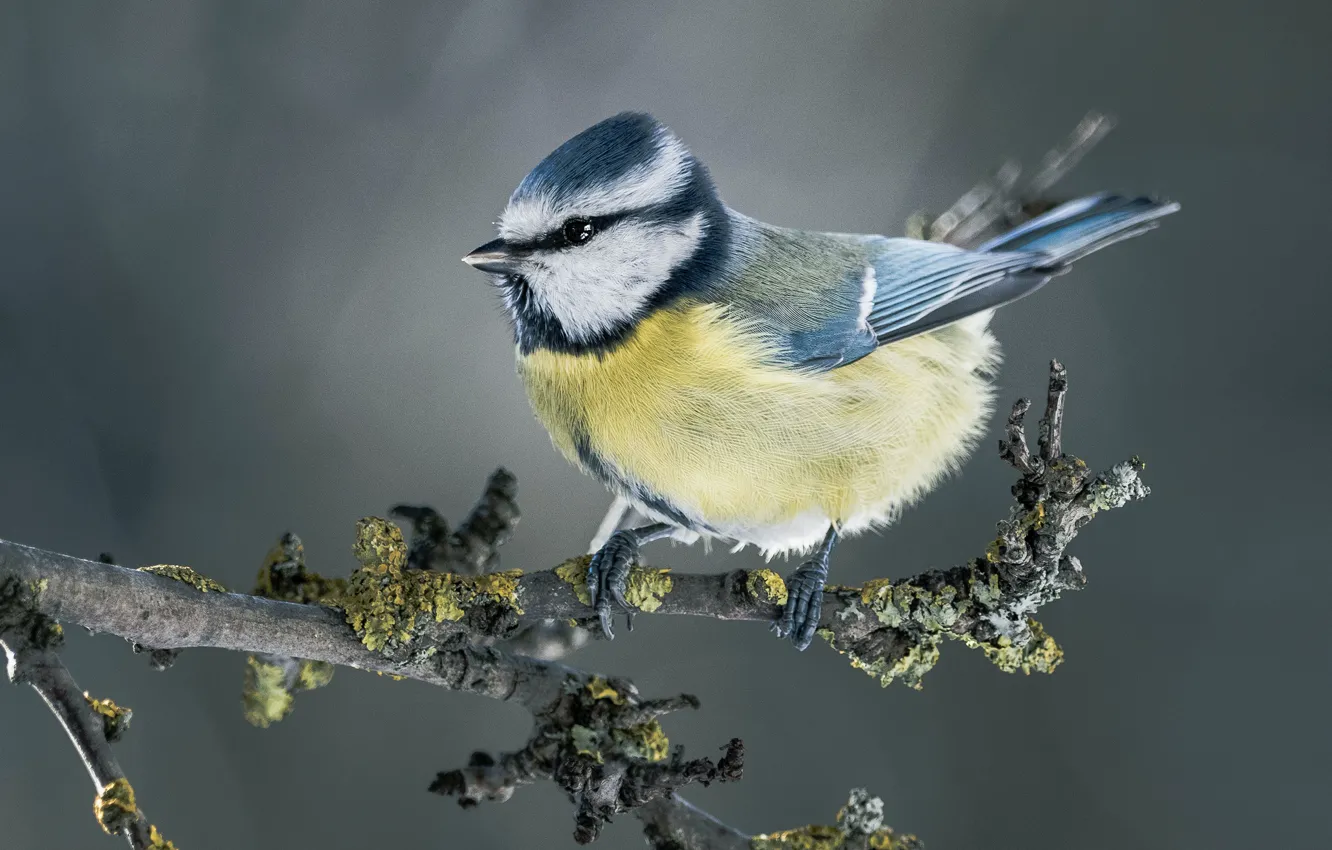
[{"x1": 462, "y1": 112, "x2": 1177, "y2": 651}]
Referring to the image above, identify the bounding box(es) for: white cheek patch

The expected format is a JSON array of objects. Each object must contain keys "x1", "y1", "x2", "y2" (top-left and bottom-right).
[
  {"x1": 499, "y1": 134, "x2": 691, "y2": 243},
  {"x1": 524, "y1": 212, "x2": 706, "y2": 341}
]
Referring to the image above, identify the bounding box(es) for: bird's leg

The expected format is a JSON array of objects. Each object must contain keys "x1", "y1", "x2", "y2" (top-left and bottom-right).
[
  {"x1": 773, "y1": 525, "x2": 840, "y2": 651},
  {"x1": 587, "y1": 522, "x2": 674, "y2": 639}
]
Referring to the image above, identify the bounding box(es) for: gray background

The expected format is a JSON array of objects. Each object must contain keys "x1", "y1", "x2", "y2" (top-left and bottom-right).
[{"x1": 1, "y1": 1, "x2": 1328, "y2": 848}]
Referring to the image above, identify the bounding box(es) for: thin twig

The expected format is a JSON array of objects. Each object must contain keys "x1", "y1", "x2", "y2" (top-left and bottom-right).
[
  {"x1": 1, "y1": 581, "x2": 157, "y2": 848},
  {"x1": 25, "y1": 653, "x2": 155, "y2": 848},
  {"x1": 1039, "y1": 359, "x2": 1068, "y2": 463}
]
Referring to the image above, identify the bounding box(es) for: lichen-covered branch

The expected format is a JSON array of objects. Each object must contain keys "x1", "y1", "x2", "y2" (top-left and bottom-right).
[
  {"x1": 2, "y1": 380, "x2": 1142, "y2": 694},
  {"x1": 817, "y1": 360, "x2": 1148, "y2": 688},
  {"x1": 0, "y1": 361, "x2": 1144, "y2": 847},
  {"x1": 235, "y1": 360, "x2": 1141, "y2": 694},
  {"x1": 431, "y1": 674, "x2": 744, "y2": 843}
]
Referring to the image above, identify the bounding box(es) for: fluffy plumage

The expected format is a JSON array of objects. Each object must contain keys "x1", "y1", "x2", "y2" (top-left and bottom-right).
[
  {"x1": 519, "y1": 300, "x2": 998, "y2": 555},
  {"x1": 467, "y1": 112, "x2": 1178, "y2": 557}
]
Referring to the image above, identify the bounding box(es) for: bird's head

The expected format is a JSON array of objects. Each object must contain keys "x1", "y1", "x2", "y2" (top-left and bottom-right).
[{"x1": 464, "y1": 112, "x2": 728, "y2": 353}]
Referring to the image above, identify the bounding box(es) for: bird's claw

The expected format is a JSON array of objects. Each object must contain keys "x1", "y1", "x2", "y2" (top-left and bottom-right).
[
  {"x1": 774, "y1": 559, "x2": 829, "y2": 651},
  {"x1": 587, "y1": 530, "x2": 640, "y2": 639}
]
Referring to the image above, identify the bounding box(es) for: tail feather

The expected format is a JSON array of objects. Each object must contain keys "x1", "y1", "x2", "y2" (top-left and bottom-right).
[{"x1": 979, "y1": 193, "x2": 1180, "y2": 265}]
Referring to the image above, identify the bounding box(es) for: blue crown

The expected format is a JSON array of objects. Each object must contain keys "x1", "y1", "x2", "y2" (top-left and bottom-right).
[{"x1": 511, "y1": 112, "x2": 674, "y2": 207}]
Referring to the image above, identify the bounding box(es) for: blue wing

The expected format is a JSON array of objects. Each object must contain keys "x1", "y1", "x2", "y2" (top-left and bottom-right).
[{"x1": 760, "y1": 194, "x2": 1178, "y2": 370}]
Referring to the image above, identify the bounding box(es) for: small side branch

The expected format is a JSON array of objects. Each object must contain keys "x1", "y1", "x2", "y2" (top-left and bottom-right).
[
  {"x1": 1038, "y1": 359, "x2": 1068, "y2": 462},
  {"x1": 0, "y1": 578, "x2": 165, "y2": 848}
]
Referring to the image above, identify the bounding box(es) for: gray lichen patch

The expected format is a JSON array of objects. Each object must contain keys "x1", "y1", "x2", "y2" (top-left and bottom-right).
[
  {"x1": 1081, "y1": 458, "x2": 1151, "y2": 515},
  {"x1": 0, "y1": 576, "x2": 65, "y2": 664},
  {"x1": 960, "y1": 618, "x2": 1063, "y2": 675}
]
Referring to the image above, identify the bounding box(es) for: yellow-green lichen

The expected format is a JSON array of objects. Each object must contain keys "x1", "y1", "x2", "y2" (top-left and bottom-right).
[
  {"x1": 553, "y1": 556, "x2": 670, "y2": 613},
  {"x1": 253, "y1": 534, "x2": 346, "y2": 606},
  {"x1": 296, "y1": 659, "x2": 336, "y2": 690},
  {"x1": 586, "y1": 676, "x2": 626, "y2": 705},
  {"x1": 94, "y1": 777, "x2": 137, "y2": 835},
  {"x1": 963, "y1": 618, "x2": 1063, "y2": 675},
  {"x1": 554, "y1": 556, "x2": 593, "y2": 606},
  {"x1": 746, "y1": 568, "x2": 788, "y2": 606},
  {"x1": 147, "y1": 824, "x2": 178, "y2": 850},
  {"x1": 138, "y1": 565, "x2": 226, "y2": 593},
  {"x1": 340, "y1": 517, "x2": 526, "y2": 653},
  {"x1": 84, "y1": 692, "x2": 132, "y2": 742},
  {"x1": 860, "y1": 578, "x2": 969, "y2": 632},
  {"x1": 845, "y1": 635, "x2": 941, "y2": 690},
  {"x1": 623, "y1": 566, "x2": 672, "y2": 612},
  {"x1": 751, "y1": 824, "x2": 843, "y2": 850},
  {"x1": 470, "y1": 569, "x2": 524, "y2": 613},
  {"x1": 751, "y1": 823, "x2": 917, "y2": 850},
  {"x1": 611, "y1": 720, "x2": 670, "y2": 762},
  {"x1": 570, "y1": 724, "x2": 604, "y2": 763},
  {"x1": 242, "y1": 655, "x2": 337, "y2": 727},
  {"x1": 353, "y1": 516, "x2": 409, "y2": 570},
  {"x1": 242, "y1": 656, "x2": 294, "y2": 727}
]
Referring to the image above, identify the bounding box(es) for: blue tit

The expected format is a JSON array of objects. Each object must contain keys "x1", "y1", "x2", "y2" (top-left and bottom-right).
[{"x1": 463, "y1": 112, "x2": 1177, "y2": 650}]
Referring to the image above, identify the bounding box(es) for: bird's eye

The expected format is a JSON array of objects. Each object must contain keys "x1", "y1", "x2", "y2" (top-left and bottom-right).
[{"x1": 562, "y1": 218, "x2": 596, "y2": 246}]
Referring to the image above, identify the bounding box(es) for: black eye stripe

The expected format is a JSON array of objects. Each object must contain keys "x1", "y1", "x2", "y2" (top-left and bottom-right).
[{"x1": 510, "y1": 205, "x2": 671, "y2": 252}]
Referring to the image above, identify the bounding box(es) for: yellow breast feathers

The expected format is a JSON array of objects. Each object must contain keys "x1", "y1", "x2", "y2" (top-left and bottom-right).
[{"x1": 517, "y1": 301, "x2": 1000, "y2": 536}]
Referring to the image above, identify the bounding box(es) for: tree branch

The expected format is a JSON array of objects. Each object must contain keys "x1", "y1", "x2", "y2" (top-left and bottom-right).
[{"x1": 0, "y1": 360, "x2": 1146, "y2": 846}]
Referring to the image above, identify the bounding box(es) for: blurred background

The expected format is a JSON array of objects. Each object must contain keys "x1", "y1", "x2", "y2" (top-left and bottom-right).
[{"x1": 1, "y1": 1, "x2": 1328, "y2": 848}]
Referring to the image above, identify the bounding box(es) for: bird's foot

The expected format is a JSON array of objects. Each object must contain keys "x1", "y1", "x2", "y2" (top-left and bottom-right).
[
  {"x1": 587, "y1": 529, "x2": 641, "y2": 639},
  {"x1": 772, "y1": 556, "x2": 830, "y2": 652}
]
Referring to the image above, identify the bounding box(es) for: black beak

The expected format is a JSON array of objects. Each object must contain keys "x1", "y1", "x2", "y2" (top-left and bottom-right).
[{"x1": 462, "y1": 238, "x2": 522, "y2": 275}]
